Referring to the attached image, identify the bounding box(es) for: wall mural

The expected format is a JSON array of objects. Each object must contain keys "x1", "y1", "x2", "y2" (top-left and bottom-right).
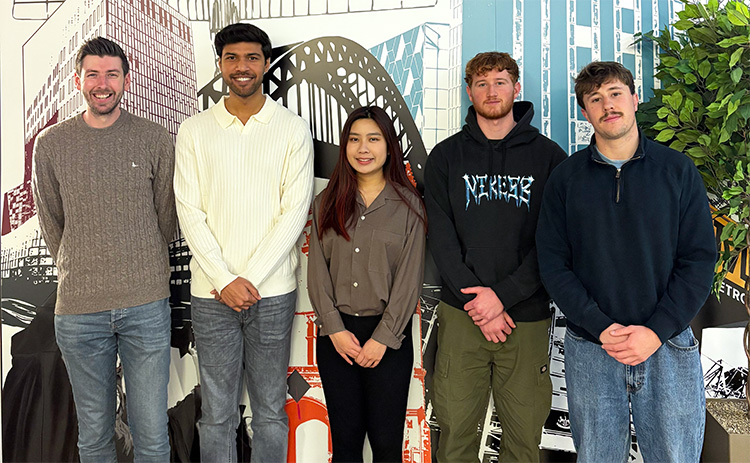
[
  {"x1": 1, "y1": 0, "x2": 457, "y2": 461},
  {"x1": 2, "y1": 1, "x2": 744, "y2": 462}
]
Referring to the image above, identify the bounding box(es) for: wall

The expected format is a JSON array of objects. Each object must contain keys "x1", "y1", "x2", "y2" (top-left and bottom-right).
[{"x1": 1, "y1": 1, "x2": 745, "y2": 462}]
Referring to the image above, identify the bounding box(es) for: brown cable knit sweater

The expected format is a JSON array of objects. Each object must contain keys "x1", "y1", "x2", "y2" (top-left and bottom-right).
[{"x1": 32, "y1": 110, "x2": 176, "y2": 315}]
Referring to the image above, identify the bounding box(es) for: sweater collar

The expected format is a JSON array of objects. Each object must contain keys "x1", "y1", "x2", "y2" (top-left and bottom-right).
[
  {"x1": 212, "y1": 95, "x2": 275, "y2": 128},
  {"x1": 75, "y1": 108, "x2": 130, "y2": 132},
  {"x1": 588, "y1": 128, "x2": 648, "y2": 163}
]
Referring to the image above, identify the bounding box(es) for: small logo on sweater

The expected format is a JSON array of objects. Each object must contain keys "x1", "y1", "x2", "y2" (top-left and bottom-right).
[
  {"x1": 463, "y1": 173, "x2": 534, "y2": 210},
  {"x1": 131, "y1": 162, "x2": 139, "y2": 168}
]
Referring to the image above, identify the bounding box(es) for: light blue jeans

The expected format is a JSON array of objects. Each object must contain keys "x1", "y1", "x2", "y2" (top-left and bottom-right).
[
  {"x1": 564, "y1": 326, "x2": 705, "y2": 463},
  {"x1": 55, "y1": 298, "x2": 171, "y2": 463},
  {"x1": 192, "y1": 291, "x2": 296, "y2": 463}
]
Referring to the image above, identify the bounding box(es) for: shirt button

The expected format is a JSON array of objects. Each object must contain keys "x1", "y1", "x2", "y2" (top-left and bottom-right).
[
  {"x1": 353, "y1": 282, "x2": 358, "y2": 287},
  {"x1": 360, "y1": 215, "x2": 366, "y2": 220},
  {"x1": 354, "y1": 247, "x2": 360, "y2": 253},
  {"x1": 355, "y1": 313, "x2": 360, "y2": 317}
]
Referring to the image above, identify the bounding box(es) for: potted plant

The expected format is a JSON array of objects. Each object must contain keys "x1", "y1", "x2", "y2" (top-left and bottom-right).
[{"x1": 637, "y1": 0, "x2": 750, "y2": 460}]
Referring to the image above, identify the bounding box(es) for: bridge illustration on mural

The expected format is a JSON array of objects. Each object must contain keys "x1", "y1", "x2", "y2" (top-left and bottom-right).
[{"x1": 198, "y1": 36, "x2": 428, "y2": 187}]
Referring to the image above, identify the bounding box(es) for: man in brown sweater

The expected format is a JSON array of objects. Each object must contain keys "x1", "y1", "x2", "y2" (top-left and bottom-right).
[{"x1": 32, "y1": 37, "x2": 176, "y2": 463}]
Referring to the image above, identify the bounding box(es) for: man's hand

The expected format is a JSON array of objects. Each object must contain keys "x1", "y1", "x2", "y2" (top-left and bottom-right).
[
  {"x1": 461, "y1": 286, "x2": 504, "y2": 326},
  {"x1": 355, "y1": 339, "x2": 387, "y2": 368},
  {"x1": 330, "y1": 330, "x2": 362, "y2": 365},
  {"x1": 601, "y1": 325, "x2": 662, "y2": 366},
  {"x1": 212, "y1": 277, "x2": 261, "y2": 312},
  {"x1": 599, "y1": 322, "x2": 626, "y2": 344},
  {"x1": 478, "y1": 311, "x2": 516, "y2": 343}
]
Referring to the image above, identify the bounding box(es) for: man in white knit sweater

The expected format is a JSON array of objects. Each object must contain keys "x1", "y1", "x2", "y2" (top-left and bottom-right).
[
  {"x1": 32, "y1": 38, "x2": 176, "y2": 462},
  {"x1": 174, "y1": 23, "x2": 314, "y2": 463}
]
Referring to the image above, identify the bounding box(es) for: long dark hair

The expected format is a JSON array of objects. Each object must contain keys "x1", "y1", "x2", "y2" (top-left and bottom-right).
[{"x1": 318, "y1": 106, "x2": 427, "y2": 240}]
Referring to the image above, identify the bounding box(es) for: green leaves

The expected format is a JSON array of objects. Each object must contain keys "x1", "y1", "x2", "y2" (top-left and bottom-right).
[
  {"x1": 717, "y1": 36, "x2": 750, "y2": 47},
  {"x1": 655, "y1": 128, "x2": 676, "y2": 142},
  {"x1": 728, "y1": 5, "x2": 750, "y2": 25},
  {"x1": 636, "y1": 0, "x2": 750, "y2": 295},
  {"x1": 730, "y1": 47, "x2": 744, "y2": 67},
  {"x1": 698, "y1": 59, "x2": 712, "y2": 78}
]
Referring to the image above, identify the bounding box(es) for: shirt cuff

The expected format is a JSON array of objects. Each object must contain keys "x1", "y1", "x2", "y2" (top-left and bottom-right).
[
  {"x1": 371, "y1": 322, "x2": 405, "y2": 350},
  {"x1": 214, "y1": 272, "x2": 240, "y2": 294},
  {"x1": 316, "y1": 310, "x2": 346, "y2": 337},
  {"x1": 645, "y1": 310, "x2": 681, "y2": 344}
]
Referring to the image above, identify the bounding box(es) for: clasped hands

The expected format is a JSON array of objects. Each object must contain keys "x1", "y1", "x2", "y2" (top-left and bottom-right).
[
  {"x1": 599, "y1": 323, "x2": 662, "y2": 366},
  {"x1": 211, "y1": 276, "x2": 261, "y2": 312},
  {"x1": 461, "y1": 286, "x2": 515, "y2": 343},
  {"x1": 329, "y1": 331, "x2": 387, "y2": 368}
]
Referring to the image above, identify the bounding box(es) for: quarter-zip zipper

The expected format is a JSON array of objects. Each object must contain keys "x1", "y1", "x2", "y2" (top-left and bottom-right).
[
  {"x1": 615, "y1": 168, "x2": 621, "y2": 203},
  {"x1": 593, "y1": 155, "x2": 641, "y2": 204}
]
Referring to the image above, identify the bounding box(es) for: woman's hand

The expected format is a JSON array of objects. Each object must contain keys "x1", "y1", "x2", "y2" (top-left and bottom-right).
[
  {"x1": 330, "y1": 330, "x2": 362, "y2": 365},
  {"x1": 355, "y1": 339, "x2": 387, "y2": 368}
]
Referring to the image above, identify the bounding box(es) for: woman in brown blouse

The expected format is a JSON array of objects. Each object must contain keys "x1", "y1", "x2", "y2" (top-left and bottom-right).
[{"x1": 308, "y1": 106, "x2": 427, "y2": 462}]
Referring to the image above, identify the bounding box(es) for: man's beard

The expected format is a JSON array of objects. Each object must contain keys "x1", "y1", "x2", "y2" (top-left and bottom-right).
[
  {"x1": 226, "y1": 73, "x2": 263, "y2": 98},
  {"x1": 83, "y1": 89, "x2": 124, "y2": 116},
  {"x1": 475, "y1": 99, "x2": 513, "y2": 120}
]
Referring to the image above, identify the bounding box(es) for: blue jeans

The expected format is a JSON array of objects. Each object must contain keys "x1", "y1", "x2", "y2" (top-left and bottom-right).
[
  {"x1": 564, "y1": 326, "x2": 705, "y2": 463},
  {"x1": 55, "y1": 298, "x2": 171, "y2": 463},
  {"x1": 192, "y1": 291, "x2": 296, "y2": 463}
]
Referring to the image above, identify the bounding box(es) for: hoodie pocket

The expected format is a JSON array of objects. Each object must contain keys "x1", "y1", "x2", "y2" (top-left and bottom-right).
[{"x1": 464, "y1": 247, "x2": 520, "y2": 286}]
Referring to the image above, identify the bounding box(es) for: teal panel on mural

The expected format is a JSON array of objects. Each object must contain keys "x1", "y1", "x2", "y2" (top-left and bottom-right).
[{"x1": 463, "y1": 0, "x2": 682, "y2": 154}]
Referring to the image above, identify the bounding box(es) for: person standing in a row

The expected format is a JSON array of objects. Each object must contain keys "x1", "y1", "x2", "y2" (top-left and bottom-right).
[
  {"x1": 174, "y1": 23, "x2": 314, "y2": 463},
  {"x1": 425, "y1": 51, "x2": 566, "y2": 463},
  {"x1": 33, "y1": 37, "x2": 176, "y2": 462},
  {"x1": 537, "y1": 61, "x2": 716, "y2": 463},
  {"x1": 308, "y1": 106, "x2": 426, "y2": 462}
]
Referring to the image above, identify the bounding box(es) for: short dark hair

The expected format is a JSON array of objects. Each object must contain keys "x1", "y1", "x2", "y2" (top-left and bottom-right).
[
  {"x1": 464, "y1": 52, "x2": 519, "y2": 86},
  {"x1": 75, "y1": 37, "x2": 129, "y2": 76},
  {"x1": 214, "y1": 23, "x2": 272, "y2": 61},
  {"x1": 574, "y1": 61, "x2": 635, "y2": 108}
]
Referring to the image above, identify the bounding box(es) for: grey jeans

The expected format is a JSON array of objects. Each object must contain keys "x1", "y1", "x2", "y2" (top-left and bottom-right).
[{"x1": 191, "y1": 291, "x2": 296, "y2": 463}]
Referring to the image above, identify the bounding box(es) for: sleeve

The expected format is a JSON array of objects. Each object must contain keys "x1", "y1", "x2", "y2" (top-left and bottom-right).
[
  {"x1": 492, "y1": 145, "x2": 569, "y2": 309},
  {"x1": 491, "y1": 248, "x2": 542, "y2": 309},
  {"x1": 423, "y1": 148, "x2": 482, "y2": 305},
  {"x1": 646, "y1": 165, "x2": 716, "y2": 342},
  {"x1": 240, "y1": 123, "x2": 314, "y2": 287},
  {"x1": 174, "y1": 122, "x2": 238, "y2": 292},
  {"x1": 153, "y1": 130, "x2": 177, "y2": 245},
  {"x1": 536, "y1": 170, "x2": 617, "y2": 340},
  {"x1": 32, "y1": 134, "x2": 64, "y2": 261},
  {"x1": 371, "y1": 202, "x2": 426, "y2": 349},
  {"x1": 307, "y1": 196, "x2": 346, "y2": 336}
]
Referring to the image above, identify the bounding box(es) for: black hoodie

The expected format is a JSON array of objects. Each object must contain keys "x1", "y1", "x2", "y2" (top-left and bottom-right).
[{"x1": 424, "y1": 102, "x2": 566, "y2": 321}]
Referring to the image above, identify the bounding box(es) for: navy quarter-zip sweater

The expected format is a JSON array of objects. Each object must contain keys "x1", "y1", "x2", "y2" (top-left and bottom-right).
[
  {"x1": 536, "y1": 133, "x2": 716, "y2": 344},
  {"x1": 424, "y1": 102, "x2": 567, "y2": 321}
]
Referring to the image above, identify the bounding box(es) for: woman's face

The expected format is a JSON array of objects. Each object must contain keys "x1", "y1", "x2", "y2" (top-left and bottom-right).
[{"x1": 346, "y1": 118, "x2": 388, "y2": 180}]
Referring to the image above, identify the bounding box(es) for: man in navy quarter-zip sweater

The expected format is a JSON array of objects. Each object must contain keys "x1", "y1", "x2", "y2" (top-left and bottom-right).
[
  {"x1": 425, "y1": 52, "x2": 566, "y2": 463},
  {"x1": 537, "y1": 61, "x2": 716, "y2": 463}
]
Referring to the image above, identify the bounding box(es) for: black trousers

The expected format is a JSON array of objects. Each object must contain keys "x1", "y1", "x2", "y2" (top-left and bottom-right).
[{"x1": 317, "y1": 313, "x2": 413, "y2": 463}]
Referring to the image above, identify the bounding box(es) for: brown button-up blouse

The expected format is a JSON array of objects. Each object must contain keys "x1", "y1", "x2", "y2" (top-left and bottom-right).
[{"x1": 307, "y1": 182, "x2": 426, "y2": 349}]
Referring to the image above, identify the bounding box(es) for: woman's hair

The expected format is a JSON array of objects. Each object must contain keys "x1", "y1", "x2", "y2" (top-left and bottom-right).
[{"x1": 318, "y1": 106, "x2": 427, "y2": 240}]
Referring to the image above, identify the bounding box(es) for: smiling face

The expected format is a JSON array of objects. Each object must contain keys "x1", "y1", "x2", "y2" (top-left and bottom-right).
[
  {"x1": 75, "y1": 55, "x2": 130, "y2": 117},
  {"x1": 218, "y1": 42, "x2": 269, "y2": 100},
  {"x1": 580, "y1": 79, "x2": 639, "y2": 142},
  {"x1": 466, "y1": 69, "x2": 520, "y2": 121},
  {"x1": 346, "y1": 118, "x2": 388, "y2": 181}
]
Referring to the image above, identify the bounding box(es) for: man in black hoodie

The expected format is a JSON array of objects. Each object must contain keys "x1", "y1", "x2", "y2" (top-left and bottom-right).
[
  {"x1": 424, "y1": 52, "x2": 566, "y2": 462},
  {"x1": 537, "y1": 62, "x2": 715, "y2": 462}
]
